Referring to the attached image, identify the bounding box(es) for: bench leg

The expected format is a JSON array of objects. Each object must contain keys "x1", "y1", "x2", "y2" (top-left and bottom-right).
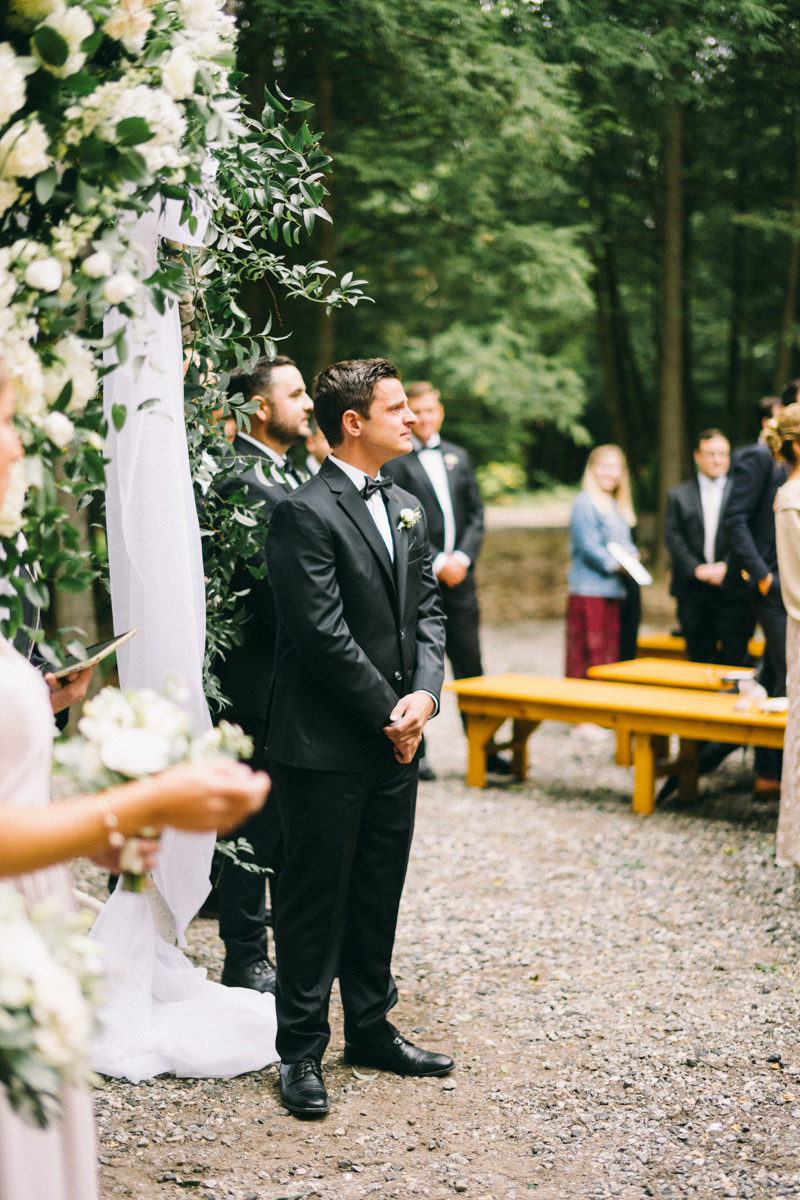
[
  {"x1": 616, "y1": 725, "x2": 632, "y2": 767},
  {"x1": 510, "y1": 720, "x2": 539, "y2": 780},
  {"x1": 465, "y1": 714, "x2": 505, "y2": 787},
  {"x1": 677, "y1": 738, "x2": 699, "y2": 804},
  {"x1": 632, "y1": 732, "x2": 656, "y2": 815}
]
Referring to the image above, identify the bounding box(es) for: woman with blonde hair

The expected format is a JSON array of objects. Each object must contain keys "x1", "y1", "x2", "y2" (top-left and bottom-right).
[
  {"x1": 765, "y1": 404, "x2": 800, "y2": 864},
  {"x1": 566, "y1": 445, "x2": 639, "y2": 689}
]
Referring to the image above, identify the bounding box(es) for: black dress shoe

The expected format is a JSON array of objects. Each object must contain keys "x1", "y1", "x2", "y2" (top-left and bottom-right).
[
  {"x1": 418, "y1": 763, "x2": 437, "y2": 782},
  {"x1": 220, "y1": 958, "x2": 276, "y2": 994},
  {"x1": 344, "y1": 1031, "x2": 454, "y2": 1077},
  {"x1": 279, "y1": 1061, "x2": 329, "y2": 1116},
  {"x1": 486, "y1": 753, "x2": 512, "y2": 775}
]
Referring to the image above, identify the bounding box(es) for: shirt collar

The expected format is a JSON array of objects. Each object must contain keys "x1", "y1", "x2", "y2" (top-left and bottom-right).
[
  {"x1": 237, "y1": 431, "x2": 285, "y2": 467},
  {"x1": 698, "y1": 471, "x2": 727, "y2": 490},
  {"x1": 328, "y1": 454, "x2": 383, "y2": 493},
  {"x1": 411, "y1": 431, "x2": 442, "y2": 452}
]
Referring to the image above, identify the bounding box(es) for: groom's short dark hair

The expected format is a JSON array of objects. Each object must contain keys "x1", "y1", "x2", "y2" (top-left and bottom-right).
[
  {"x1": 313, "y1": 358, "x2": 401, "y2": 447},
  {"x1": 227, "y1": 355, "x2": 295, "y2": 404}
]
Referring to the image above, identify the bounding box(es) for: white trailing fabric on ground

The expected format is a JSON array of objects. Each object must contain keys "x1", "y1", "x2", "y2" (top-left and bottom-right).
[{"x1": 91, "y1": 196, "x2": 277, "y2": 1082}]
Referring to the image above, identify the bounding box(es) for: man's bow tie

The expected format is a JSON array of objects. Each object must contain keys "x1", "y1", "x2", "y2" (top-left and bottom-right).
[{"x1": 361, "y1": 476, "x2": 394, "y2": 502}]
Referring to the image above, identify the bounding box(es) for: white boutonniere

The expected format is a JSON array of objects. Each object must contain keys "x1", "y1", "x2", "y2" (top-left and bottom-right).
[
  {"x1": 398, "y1": 506, "x2": 422, "y2": 531},
  {"x1": 443, "y1": 452, "x2": 459, "y2": 471}
]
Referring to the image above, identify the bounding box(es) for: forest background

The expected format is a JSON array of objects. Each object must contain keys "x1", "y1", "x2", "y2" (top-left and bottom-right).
[{"x1": 235, "y1": 0, "x2": 800, "y2": 522}]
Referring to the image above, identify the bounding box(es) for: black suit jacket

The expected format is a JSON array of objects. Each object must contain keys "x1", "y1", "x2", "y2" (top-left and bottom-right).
[
  {"x1": 663, "y1": 475, "x2": 740, "y2": 599},
  {"x1": 211, "y1": 435, "x2": 299, "y2": 720},
  {"x1": 264, "y1": 456, "x2": 447, "y2": 772},
  {"x1": 721, "y1": 441, "x2": 788, "y2": 589},
  {"x1": 383, "y1": 440, "x2": 484, "y2": 563}
]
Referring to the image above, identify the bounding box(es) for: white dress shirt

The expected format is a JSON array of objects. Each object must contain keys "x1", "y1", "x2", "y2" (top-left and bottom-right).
[
  {"x1": 328, "y1": 455, "x2": 394, "y2": 561},
  {"x1": 306, "y1": 454, "x2": 321, "y2": 476},
  {"x1": 412, "y1": 432, "x2": 470, "y2": 576},
  {"x1": 698, "y1": 471, "x2": 727, "y2": 564},
  {"x1": 237, "y1": 431, "x2": 299, "y2": 489}
]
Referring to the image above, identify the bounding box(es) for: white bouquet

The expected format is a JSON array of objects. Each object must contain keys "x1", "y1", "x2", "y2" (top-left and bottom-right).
[
  {"x1": 0, "y1": 884, "x2": 103, "y2": 1128},
  {"x1": 53, "y1": 678, "x2": 253, "y2": 890}
]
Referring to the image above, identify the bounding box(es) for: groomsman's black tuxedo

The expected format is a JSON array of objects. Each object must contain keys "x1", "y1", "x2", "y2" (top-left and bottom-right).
[
  {"x1": 384, "y1": 438, "x2": 485, "y2": 680},
  {"x1": 663, "y1": 474, "x2": 754, "y2": 666},
  {"x1": 210, "y1": 433, "x2": 304, "y2": 972},
  {"x1": 264, "y1": 456, "x2": 446, "y2": 1063}
]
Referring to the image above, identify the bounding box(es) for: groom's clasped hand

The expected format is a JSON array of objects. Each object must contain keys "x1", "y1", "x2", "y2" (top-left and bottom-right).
[{"x1": 383, "y1": 691, "x2": 436, "y2": 763}]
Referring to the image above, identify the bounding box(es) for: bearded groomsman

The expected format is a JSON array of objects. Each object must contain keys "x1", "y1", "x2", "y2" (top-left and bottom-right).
[
  {"x1": 265, "y1": 359, "x2": 449, "y2": 1117},
  {"x1": 385, "y1": 382, "x2": 507, "y2": 777},
  {"x1": 211, "y1": 355, "x2": 313, "y2": 994}
]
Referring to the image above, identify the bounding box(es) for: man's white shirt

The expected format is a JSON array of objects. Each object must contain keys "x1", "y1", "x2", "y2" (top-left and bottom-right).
[
  {"x1": 237, "y1": 431, "x2": 299, "y2": 489},
  {"x1": 698, "y1": 471, "x2": 727, "y2": 564},
  {"x1": 411, "y1": 432, "x2": 470, "y2": 577},
  {"x1": 328, "y1": 455, "x2": 394, "y2": 560}
]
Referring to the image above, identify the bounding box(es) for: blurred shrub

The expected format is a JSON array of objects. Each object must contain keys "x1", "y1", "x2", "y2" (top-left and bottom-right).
[{"x1": 476, "y1": 462, "x2": 528, "y2": 503}]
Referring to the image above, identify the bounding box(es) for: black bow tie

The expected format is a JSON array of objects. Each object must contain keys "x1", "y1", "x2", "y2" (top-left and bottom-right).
[{"x1": 361, "y1": 476, "x2": 394, "y2": 502}]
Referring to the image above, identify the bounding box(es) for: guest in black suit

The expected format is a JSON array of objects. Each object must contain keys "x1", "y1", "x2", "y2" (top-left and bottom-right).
[
  {"x1": 723, "y1": 393, "x2": 792, "y2": 796},
  {"x1": 265, "y1": 358, "x2": 449, "y2": 1117},
  {"x1": 384, "y1": 382, "x2": 508, "y2": 776},
  {"x1": 664, "y1": 429, "x2": 754, "y2": 665},
  {"x1": 210, "y1": 355, "x2": 313, "y2": 993}
]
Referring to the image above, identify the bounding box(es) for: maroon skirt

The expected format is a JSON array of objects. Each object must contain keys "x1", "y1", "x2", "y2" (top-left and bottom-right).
[{"x1": 565, "y1": 594, "x2": 621, "y2": 679}]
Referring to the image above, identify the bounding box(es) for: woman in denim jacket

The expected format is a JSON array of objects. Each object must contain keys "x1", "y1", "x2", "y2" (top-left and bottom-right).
[{"x1": 566, "y1": 445, "x2": 638, "y2": 684}]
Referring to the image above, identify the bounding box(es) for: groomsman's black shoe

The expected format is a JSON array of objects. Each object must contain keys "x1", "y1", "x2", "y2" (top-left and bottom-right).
[
  {"x1": 279, "y1": 1061, "x2": 329, "y2": 1117},
  {"x1": 220, "y1": 957, "x2": 276, "y2": 994},
  {"x1": 344, "y1": 1032, "x2": 454, "y2": 1077},
  {"x1": 486, "y1": 753, "x2": 512, "y2": 775},
  {"x1": 418, "y1": 761, "x2": 437, "y2": 782}
]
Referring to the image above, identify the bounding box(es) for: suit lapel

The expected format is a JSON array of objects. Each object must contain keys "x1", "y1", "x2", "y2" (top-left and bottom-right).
[
  {"x1": 337, "y1": 485, "x2": 398, "y2": 601},
  {"x1": 387, "y1": 493, "x2": 408, "y2": 620}
]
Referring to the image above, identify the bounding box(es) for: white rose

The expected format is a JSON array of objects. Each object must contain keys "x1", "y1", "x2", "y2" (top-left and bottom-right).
[
  {"x1": 81, "y1": 249, "x2": 112, "y2": 278},
  {"x1": 161, "y1": 46, "x2": 198, "y2": 100},
  {"x1": 2, "y1": 332, "x2": 45, "y2": 417},
  {"x1": 0, "y1": 179, "x2": 20, "y2": 215},
  {"x1": 0, "y1": 119, "x2": 50, "y2": 179},
  {"x1": 0, "y1": 458, "x2": 27, "y2": 537},
  {"x1": 24, "y1": 256, "x2": 62, "y2": 292},
  {"x1": 35, "y1": 5, "x2": 94, "y2": 78},
  {"x1": 103, "y1": 271, "x2": 137, "y2": 305},
  {"x1": 104, "y1": 0, "x2": 153, "y2": 54},
  {"x1": 42, "y1": 410, "x2": 74, "y2": 448},
  {"x1": 42, "y1": 334, "x2": 98, "y2": 413},
  {"x1": 178, "y1": 0, "x2": 221, "y2": 32},
  {"x1": 99, "y1": 728, "x2": 172, "y2": 777},
  {"x1": 0, "y1": 43, "x2": 27, "y2": 127}
]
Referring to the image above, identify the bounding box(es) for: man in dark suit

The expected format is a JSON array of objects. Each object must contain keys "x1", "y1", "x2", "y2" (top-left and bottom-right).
[
  {"x1": 210, "y1": 355, "x2": 312, "y2": 993},
  {"x1": 384, "y1": 382, "x2": 507, "y2": 776},
  {"x1": 723, "y1": 393, "x2": 791, "y2": 796},
  {"x1": 265, "y1": 358, "x2": 449, "y2": 1117},
  {"x1": 664, "y1": 429, "x2": 754, "y2": 665}
]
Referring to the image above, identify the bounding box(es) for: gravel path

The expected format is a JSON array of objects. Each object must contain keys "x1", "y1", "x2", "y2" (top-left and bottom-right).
[{"x1": 74, "y1": 621, "x2": 800, "y2": 1200}]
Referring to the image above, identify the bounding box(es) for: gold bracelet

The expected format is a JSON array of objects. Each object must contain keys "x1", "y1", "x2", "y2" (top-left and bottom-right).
[{"x1": 95, "y1": 796, "x2": 125, "y2": 849}]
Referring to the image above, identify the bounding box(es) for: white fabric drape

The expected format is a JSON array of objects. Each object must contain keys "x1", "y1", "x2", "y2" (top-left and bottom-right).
[{"x1": 90, "y1": 196, "x2": 278, "y2": 1082}]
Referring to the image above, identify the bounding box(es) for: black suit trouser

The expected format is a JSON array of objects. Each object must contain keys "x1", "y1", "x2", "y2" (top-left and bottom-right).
[
  {"x1": 217, "y1": 714, "x2": 283, "y2": 968},
  {"x1": 751, "y1": 585, "x2": 787, "y2": 779},
  {"x1": 440, "y1": 570, "x2": 483, "y2": 680},
  {"x1": 271, "y1": 749, "x2": 418, "y2": 1064},
  {"x1": 677, "y1": 580, "x2": 755, "y2": 666}
]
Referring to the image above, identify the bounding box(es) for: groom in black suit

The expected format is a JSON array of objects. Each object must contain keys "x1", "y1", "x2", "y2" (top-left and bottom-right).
[{"x1": 264, "y1": 358, "x2": 450, "y2": 1116}]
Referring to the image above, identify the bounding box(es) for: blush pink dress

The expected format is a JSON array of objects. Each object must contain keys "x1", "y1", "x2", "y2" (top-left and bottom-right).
[{"x1": 0, "y1": 637, "x2": 98, "y2": 1200}]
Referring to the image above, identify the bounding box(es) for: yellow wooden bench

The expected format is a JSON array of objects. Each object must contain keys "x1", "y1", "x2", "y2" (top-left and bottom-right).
[
  {"x1": 636, "y1": 632, "x2": 765, "y2": 660},
  {"x1": 587, "y1": 657, "x2": 754, "y2": 691},
  {"x1": 444, "y1": 674, "x2": 785, "y2": 814}
]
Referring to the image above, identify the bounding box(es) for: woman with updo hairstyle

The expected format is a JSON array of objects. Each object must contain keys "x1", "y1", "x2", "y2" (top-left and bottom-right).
[{"x1": 765, "y1": 403, "x2": 800, "y2": 864}]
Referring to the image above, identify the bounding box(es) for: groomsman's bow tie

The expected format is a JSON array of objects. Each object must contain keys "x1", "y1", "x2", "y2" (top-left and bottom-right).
[{"x1": 361, "y1": 476, "x2": 394, "y2": 502}]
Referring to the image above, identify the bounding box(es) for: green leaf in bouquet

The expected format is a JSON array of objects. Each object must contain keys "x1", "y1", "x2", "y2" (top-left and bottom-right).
[
  {"x1": 33, "y1": 25, "x2": 69, "y2": 67},
  {"x1": 80, "y1": 28, "x2": 103, "y2": 55},
  {"x1": 34, "y1": 167, "x2": 57, "y2": 206},
  {"x1": 112, "y1": 404, "x2": 127, "y2": 432},
  {"x1": 23, "y1": 578, "x2": 49, "y2": 609},
  {"x1": 116, "y1": 147, "x2": 149, "y2": 183},
  {"x1": 116, "y1": 117, "x2": 154, "y2": 146}
]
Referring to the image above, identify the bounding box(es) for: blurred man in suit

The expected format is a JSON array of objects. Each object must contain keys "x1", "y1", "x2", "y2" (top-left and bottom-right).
[
  {"x1": 210, "y1": 355, "x2": 313, "y2": 992},
  {"x1": 664, "y1": 429, "x2": 754, "y2": 665},
  {"x1": 385, "y1": 381, "x2": 508, "y2": 777},
  {"x1": 723, "y1": 391, "x2": 795, "y2": 797},
  {"x1": 304, "y1": 417, "x2": 330, "y2": 476}
]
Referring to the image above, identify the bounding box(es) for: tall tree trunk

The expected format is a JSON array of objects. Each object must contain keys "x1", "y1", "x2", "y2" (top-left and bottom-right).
[
  {"x1": 592, "y1": 243, "x2": 630, "y2": 460},
  {"x1": 657, "y1": 99, "x2": 686, "y2": 568},
  {"x1": 725, "y1": 221, "x2": 743, "y2": 430},
  {"x1": 49, "y1": 479, "x2": 100, "y2": 732},
  {"x1": 314, "y1": 43, "x2": 336, "y2": 377},
  {"x1": 774, "y1": 136, "x2": 800, "y2": 394}
]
